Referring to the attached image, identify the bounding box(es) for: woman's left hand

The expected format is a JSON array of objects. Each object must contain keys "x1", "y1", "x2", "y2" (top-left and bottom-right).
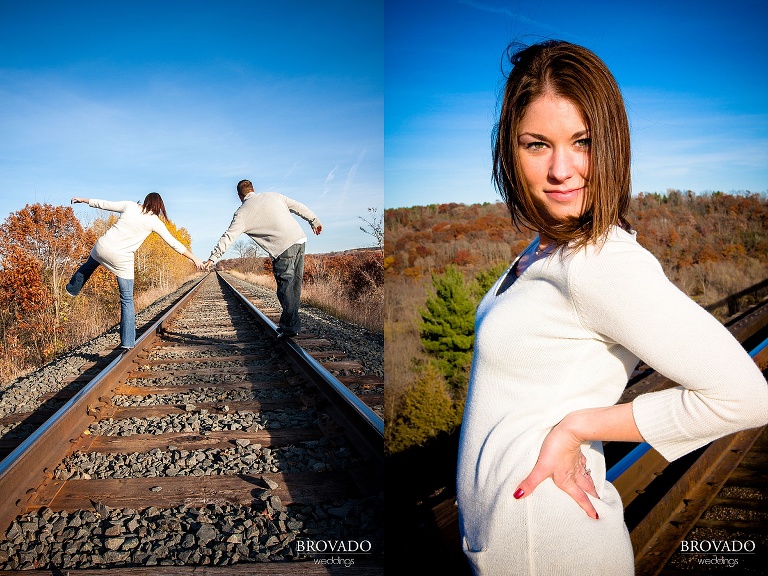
[{"x1": 513, "y1": 420, "x2": 600, "y2": 519}]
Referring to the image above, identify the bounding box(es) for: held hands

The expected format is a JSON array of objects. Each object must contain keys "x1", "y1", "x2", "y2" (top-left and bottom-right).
[
  {"x1": 513, "y1": 419, "x2": 600, "y2": 519},
  {"x1": 193, "y1": 259, "x2": 213, "y2": 272},
  {"x1": 313, "y1": 223, "x2": 323, "y2": 235}
]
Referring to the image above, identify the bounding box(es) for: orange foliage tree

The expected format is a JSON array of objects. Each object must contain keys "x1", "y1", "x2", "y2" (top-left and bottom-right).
[
  {"x1": 0, "y1": 204, "x2": 92, "y2": 369},
  {"x1": 0, "y1": 204, "x2": 197, "y2": 382}
]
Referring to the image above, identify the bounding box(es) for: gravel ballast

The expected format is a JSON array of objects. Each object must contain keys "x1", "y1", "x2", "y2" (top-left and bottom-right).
[{"x1": 0, "y1": 273, "x2": 384, "y2": 570}]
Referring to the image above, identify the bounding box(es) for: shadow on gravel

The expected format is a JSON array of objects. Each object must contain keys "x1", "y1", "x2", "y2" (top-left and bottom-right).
[{"x1": 0, "y1": 348, "x2": 122, "y2": 459}]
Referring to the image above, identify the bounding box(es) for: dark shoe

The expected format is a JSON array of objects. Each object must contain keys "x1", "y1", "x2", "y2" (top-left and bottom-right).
[
  {"x1": 276, "y1": 328, "x2": 299, "y2": 339},
  {"x1": 65, "y1": 285, "x2": 77, "y2": 297},
  {"x1": 117, "y1": 345, "x2": 133, "y2": 352}
]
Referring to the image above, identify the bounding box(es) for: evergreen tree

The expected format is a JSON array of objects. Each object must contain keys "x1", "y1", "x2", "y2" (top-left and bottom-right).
[
  {"x1": 472, "y1": 261, "x2": 509, "y2": 300},
  {"x1": 386, "y1": 362, "x2": 461, "y2": 454},
  {"x1": 419, "y1": 265, "x2": 476, "y2": 390}
]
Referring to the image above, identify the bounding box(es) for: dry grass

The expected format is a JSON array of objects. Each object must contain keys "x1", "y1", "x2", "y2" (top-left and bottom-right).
[
  {"x1": 134, "y1": 284, "x2": 182, "y2": 312},
  {"x1": 227, "y1": 270, "x2": 277, "y2": 290},
  {"x1": 226, "y1": 269, "x2": 383, "y2": 333},
  {"x1": 0, "y1": 277, "x2": 193, "y2": 385},
  {"x1": 302, "y1": 278, "x2": 383, "y2": 333},
  {"x1": 383, "y1": 275, "x2": 431, "y2": 424}
]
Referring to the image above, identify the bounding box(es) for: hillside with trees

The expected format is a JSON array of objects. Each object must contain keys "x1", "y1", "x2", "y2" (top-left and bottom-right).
[
  {"x1": 0, "y1": 203, "x2": 197, "y2": 382},
  {"x1": 384, "y1": 191, "x2": 768, "y2": 453}
]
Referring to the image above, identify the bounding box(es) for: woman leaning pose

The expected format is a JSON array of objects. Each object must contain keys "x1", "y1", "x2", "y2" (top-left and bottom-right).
[
  {"x1": 66, "y1": 193, "x2": 203, "y2": 350},
  {"x1": 456, "y1": 40, "x2": 768, "y2": 575}
]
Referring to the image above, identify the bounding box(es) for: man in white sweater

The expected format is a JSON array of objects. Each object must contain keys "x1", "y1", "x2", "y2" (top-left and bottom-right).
[{"x1": 205, "y1": 180, "x2": 322, "y2": 337}]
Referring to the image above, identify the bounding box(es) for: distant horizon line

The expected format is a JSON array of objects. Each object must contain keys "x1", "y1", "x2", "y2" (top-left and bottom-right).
[{"x1": 385, "y1": 188, "x2": 768, "y2": 211}]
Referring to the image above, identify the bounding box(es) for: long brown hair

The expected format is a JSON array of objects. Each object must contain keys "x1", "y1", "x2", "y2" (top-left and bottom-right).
[
  {"x1": 492, "y1": 40, "x2": 631, "y2": 251},
  {"x1": 141, "y1": 192, "x2": 169, "y2": 220}
]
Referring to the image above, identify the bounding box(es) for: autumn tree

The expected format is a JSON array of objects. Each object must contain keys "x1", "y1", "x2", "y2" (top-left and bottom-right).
[
  {"x1": 135, "y1": 219, "x2": 194, "y2": 292},
  {"x1": 0, "y1": 204, "x2": 91, "y2": 367},
  {"x1": 0, "y1": 204, "x2": 199, "y2": 383}
]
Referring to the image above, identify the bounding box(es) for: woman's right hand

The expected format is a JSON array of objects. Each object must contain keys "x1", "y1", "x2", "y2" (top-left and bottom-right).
[
  {"x1": 513, "y1": 418, "x2": 600, "y2": 519},
  {"x1": 513, "y1": 403, "x2": 643, "y2": 519}
]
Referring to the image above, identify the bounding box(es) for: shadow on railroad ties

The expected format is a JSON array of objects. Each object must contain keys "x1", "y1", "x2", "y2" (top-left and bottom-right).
[{"x1": 386, "y1": 428, "x2": 471, "y2": 575}]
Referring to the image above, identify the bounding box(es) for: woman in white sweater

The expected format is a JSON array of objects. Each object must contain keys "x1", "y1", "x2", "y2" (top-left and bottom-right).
[
  {"x1": 456, "y1": 41, "x2": 768, "y2": 575},
  {"x1": 66, "y1": 193, "x2": 203, "y2": 349}
]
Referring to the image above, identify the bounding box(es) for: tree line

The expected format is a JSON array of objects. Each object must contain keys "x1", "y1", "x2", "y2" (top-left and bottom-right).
[
  {"x1": 385, "y1": 191, "x2": 768, "y2": 454},
  {"x1": 0, "y1": 203, "x2": 196, "y2": 382}
]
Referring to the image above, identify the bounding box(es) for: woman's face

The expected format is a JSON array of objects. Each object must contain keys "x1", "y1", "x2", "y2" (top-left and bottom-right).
[{"x1": 517, "y1": 93, "x2": 590, "y2": 225}]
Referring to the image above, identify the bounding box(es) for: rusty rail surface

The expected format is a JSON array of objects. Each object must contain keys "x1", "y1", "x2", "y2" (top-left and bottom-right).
[
  {"x1": 0, "y1": 272, "x2": 384, "y2": 573},
  {"x1": 216, "y1": 272, "x2": 384, "y2": 463},
  {"x1": 0, "y1": 273, "x2": 210, "y2": 534}
]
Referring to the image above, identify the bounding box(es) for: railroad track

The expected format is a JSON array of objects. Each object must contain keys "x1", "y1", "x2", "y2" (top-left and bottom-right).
[
  {"x1": 390, "y1": 291, "x2": 768, "y2": 575},
  {"x1": 0, "y1": 272, "x2": 384, "y2": 574}
]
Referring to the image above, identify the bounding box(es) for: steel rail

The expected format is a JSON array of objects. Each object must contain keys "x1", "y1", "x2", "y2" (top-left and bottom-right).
[
  {"x1": 215, "y1": 272, "x2": 384, "y2": 464},
  {"x1": 0, "y1": 273, "x2": 210, "y2": 534}
]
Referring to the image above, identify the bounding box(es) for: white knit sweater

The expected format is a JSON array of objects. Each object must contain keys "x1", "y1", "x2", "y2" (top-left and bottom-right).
[
  {"x1": 88, "y1": 200, "x2": 187, "y2": 279},
  {"x1": 209, "y1": 192, "x2": 321, "y2": 261},
  {"x1": 457, "y1": 226, "x2": 768, "y2": 575}
]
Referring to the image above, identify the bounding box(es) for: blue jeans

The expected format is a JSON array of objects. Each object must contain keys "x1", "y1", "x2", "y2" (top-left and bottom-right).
[
  {"x1": 272, "y1": 243, "x2": 305, "y2": 333},
  {"x1": 67, "y1": 256, "x2": 135, "y2": 348},
  {"x1": 116, "y1": 276, "x2": 135, "y2": 348},
  {"x1": 66, "y1": 256, "x2": 100, "y2": 296}
]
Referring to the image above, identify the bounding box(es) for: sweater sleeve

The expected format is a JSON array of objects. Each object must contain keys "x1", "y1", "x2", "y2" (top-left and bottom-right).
[
  {"x1": 569, "y1": 240, "x2": 768, "y2": 462},
  {"x1": 282, "y1": 195, "x2": 321, "y2": 228},
  {"x1": 88, "y1": 199, "x2": 133, "y2": 213},
  {"x1": 209, "y1": 208, "x2": 246, "y2": 261},
  {"x1": 151, "y1": 218, "x2": 187, "y2": 255}
]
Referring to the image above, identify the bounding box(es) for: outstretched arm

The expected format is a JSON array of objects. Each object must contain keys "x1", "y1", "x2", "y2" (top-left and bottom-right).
[
  {"x1": 284, "y1": 196, "x2": 322, "y2": 234},
  {"x1": 151, "y1": 220, "x2": 205, "y2": 271},
  {"x1": 207, "y1": 211, "x2": 246, "y2": 266},
  {"x1": 180, "y1": 248, "x2": 204, "y2": 270}
]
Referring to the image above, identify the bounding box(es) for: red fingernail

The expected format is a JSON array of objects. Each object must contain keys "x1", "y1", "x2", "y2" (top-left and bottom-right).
[
  {"x1": 514, "y1": 488, "x2": 524, "y2": 499},
  {"x1": 595, "y1": 512, "x2": 599, "y2": 520}
]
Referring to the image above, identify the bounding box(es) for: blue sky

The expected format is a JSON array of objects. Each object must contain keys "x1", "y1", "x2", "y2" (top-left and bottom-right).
[
  {"x1": 386, "y1": 0, "x2": 768, "y2": 208},
  {"x1": 2, "y1": 1, "x2": 766, "y2": 250},
  {"x1": 0, "y1": 1, "x2": 383, "y2": 257}
]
